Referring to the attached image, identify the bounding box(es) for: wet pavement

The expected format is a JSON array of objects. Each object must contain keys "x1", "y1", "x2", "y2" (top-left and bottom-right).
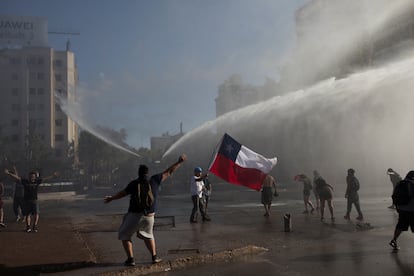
[{"x1": 1, "y1": 183, "x2": 414, "y2": 275}]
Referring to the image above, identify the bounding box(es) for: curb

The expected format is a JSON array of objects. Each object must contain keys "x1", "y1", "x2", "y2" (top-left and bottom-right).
[{"x1": 97, "y1": 245, "x2": 269, "y2": 276}]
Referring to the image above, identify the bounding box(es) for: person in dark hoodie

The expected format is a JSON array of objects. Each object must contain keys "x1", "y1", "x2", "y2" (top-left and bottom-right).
[
  {"x1": 389, "y1": 170, "x2": 414, "y2": 251},
  {"x1": 344, "y1": 168, "x2": 363, "y2": 221}
]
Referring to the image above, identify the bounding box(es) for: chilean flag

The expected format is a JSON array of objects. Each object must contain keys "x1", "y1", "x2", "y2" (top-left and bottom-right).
[{"x1": 208, "y1": 133, "x2": 277, "y2": 191}]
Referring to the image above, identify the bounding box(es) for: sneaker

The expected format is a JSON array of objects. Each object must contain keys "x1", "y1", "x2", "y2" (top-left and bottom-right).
[
  {"x1": 344, "y1": 215, "x2": 350, "y2": 220},
  {"x1": 389, "y1": 240, "x2": 400, "y2": 250},
  {"x1": 124, "y1": 257, "x2": 135, "y2": 266},
  {"x1": 33, "y1": 225, "x2": 38, "y2": 233},
  {"x1": 16, "y1": 216, "x2": 21, "y2": 222},
  {"x1": 356, "y1": 216, "x2": 364, "y2": 221},
  {"x1": 26, "y1": 226, "x2": 32, "y2": 233},
  {"x1": 0, "y1": 222, "x2": 6, "y2": 227},
  {"x1": 152, "y1": 255, "x2": 162, "y2": 264},
  {"x1": 388, "y1": 205, "x2": 396, "y2": 209},
  {"x1": 202, "y1": 216, "x2": 211, "y2": 221}
]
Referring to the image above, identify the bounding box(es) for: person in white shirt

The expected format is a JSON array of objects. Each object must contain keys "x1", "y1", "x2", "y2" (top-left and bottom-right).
[{"x1": 189, "y1": 167, "x2": 211, "y2": 223}]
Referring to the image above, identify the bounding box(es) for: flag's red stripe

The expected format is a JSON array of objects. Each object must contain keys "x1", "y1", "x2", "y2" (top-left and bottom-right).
[{"x1": 209, "y1": 153, "x2": 266, "y2": 191}]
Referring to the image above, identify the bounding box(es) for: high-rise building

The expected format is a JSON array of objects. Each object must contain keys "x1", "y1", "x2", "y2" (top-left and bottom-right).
[{"x1": 0, "y1": 15, "x2": 78, "y2": 161}]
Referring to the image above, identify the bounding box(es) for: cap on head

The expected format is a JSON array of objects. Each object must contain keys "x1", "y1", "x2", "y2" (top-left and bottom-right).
[
  {"x1": 194, "y1": 167, "x2": 202, "y2": 173},
  {"x1": 348, "y1": 168, "x2": 355, "y2": 174},
  {"x1": 387, "y1": 168, "x2": 393, "y2": 172}
]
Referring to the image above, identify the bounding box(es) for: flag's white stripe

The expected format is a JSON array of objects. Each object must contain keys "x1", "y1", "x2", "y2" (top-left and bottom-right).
[{"x1": 235, "y1": 145, "x2": 277, "y2": 173}]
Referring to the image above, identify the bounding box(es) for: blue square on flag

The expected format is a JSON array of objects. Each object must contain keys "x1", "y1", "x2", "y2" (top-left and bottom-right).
[{"x1": 218, "y1": 133, "x2": 241, "y2": 162}]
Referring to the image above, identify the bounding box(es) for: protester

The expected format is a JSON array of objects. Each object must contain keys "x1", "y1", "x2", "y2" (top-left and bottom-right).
[
  {"x1": 104, "y1": 154, "x2": 186, "y2": 266},
  {"x1": 0, "y1": 180, "x2": 5, "y2": 227},
  {"x1": 203, "y1": 174, "x2": 212, "y2": 216},
  {"x1": 313, "y1": 170, "x2": 335, "y2": 222},
  {"x1": 11, "y1": 166, "x2": 24, "y2": 222},
  {"x1": 389, "y1": 170, "x2": 414, "y2": 250},
  {"x1": 387, "y1": 168, "x2": 402, "y2": 209},
  {"x1": 344, "y1": 168, "x2": 363, "y2": 221},
  {"x1": 5, "y1": 169, "x2": 59, "y2": 233},
  {"x1": 294, "y1": 174, "x2": 315, "y2": 214},
  {"x1": 190, "y1": 167, "x2": 211, "y2": 223},
  {"x1": 261, "y1": 174, "x2": 278, "y2": 217}
]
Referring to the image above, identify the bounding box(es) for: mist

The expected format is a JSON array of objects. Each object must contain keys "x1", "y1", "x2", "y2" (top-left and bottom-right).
[
  {"x1": 281, "y1": 0, "x2": 414, "y2": 91},
  {"x1": 55, "y1": 92, "x2": 140, "y2": 157},
  {"x1": 165, "y1": 0, "x2": 414, "y2": 196}
]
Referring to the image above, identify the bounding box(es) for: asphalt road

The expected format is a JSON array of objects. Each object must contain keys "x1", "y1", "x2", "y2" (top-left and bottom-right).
[{"x1": 1, "y1": 182, "x2": 413, "y2": 276}]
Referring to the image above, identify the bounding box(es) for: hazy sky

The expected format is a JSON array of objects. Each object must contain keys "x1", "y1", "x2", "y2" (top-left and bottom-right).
[{"x1": 3, "y1": 0, "x2": 307, "y2": 148}]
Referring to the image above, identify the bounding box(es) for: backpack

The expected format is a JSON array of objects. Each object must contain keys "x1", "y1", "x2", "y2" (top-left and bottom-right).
[
  {"x1": 136, "y1": 179, "x2": 154, "y2": 210},
  {"x1": 392, "y1": 180, "x2": 413, "y2": 206}
]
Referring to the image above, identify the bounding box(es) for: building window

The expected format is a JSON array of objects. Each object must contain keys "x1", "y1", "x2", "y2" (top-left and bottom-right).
[
  {"x1": 11, "y1": 73, "x2": 19, "y2": 80},
  {"x1": 37, "y1": 73, "x2": 45, "y2": 80},
  {"x1": 29, "y1": 119, "x2": 37, "y2": 128},
  {"x1": 38, "y1": 119, "x2": 45, "y2": 127},
  {"x1": 11, "y1": 119, "x2": 19, "y2": 126},
  {"x1": 55, "y1": 104, "x2": 61, "y2": 112},
  {"x1": 27, "y1": 56, "x2": 36, "y2": 64},
  {"x1": 11, "y1": 88, "x2": 19, "y2": 96},
  {"x1": 54, "y1": 59, "x2": 63, "y2": 67},
  {"x1": 29, "y1": 72, "x2": 36, "y2": 80},
  {"x1": 10, "y1": 57, "x2": 21, "y2": 64},
  {"x1": 37, "y1": 57, "x2": 44, "y2": 65},
  {"x1": 11, "y1": 135, "x2": 19, "y2": 142},
  {"x1": 37, "y1": 104, "x2": 45, "y2": 111},
  {"x1": 55, "y1": 74, "x2": 62, "y2": 81},
  {"x1": 37, "y1": 88, "x2": 45, "y2": 95},
  {"x1": 55, "y1": 134, "x2": 64, "y2": 142},
  {"x1": 29, "y1": 88, "x2": 36, "y2": 95},
  {"x1": 11, "y1": 104, "x2": 21, "y2": 111},
  {"x1": 55, "y1": 119, "x2": 63, "y2": 127}
]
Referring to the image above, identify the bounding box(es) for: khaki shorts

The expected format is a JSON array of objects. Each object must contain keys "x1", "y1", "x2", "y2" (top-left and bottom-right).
[{"x1": 118, "y1": 212, "x2": 154, "y2": 241}]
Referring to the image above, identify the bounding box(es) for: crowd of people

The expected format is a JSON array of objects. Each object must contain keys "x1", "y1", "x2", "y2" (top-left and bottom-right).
[{"x1": 1, "y1": 157, "x2": 413, "y2": 267}]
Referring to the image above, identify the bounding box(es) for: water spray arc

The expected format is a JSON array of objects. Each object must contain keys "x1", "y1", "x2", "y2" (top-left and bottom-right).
[{"x1": 54, "y1": 93, "x2": 140, "y2": 157}]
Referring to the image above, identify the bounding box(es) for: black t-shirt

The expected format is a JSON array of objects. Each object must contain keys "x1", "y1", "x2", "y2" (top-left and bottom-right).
[
  {"x1": 21, "y1": 178, "x2": 42, "y2": 201},
  {"x1": 124, "y1": 173, "x2": 162, "y2": 213}
]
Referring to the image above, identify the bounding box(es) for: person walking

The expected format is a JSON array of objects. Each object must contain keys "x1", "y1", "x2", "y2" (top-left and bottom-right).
[
  {"x1": 5, "y1": 169, "x2": 59, "y2": 233},
  {"x1": 389, "y1": 171, "x2": 414, "y2": 250},
  {"x1": 190, "y1": 167, "x2": 210, "y2": 223},
  {"x1": 313, "y1": 170, "x2": 335, "y2": 222},
  {"x1": 203, "y1": 174, "x2": 212, "y2": 216},
  {"x1": 294, "y1": 174, "x2": 315, "y2": 214},
  {"x1": 104, "y1": 154, "x2": 186, "y2": 266},
  {"x1": 0, "y1": 180, "x2": 6, "y2": 227},
  {"x1": 261, "y1": 174, "x2": 278, "y2": 217},
  {"x1": 387, "y1": 168, "x2": 402, "y2": 209},
  {"x1": 344, "y1": 168, "x2": 363, "y2": 221}
]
